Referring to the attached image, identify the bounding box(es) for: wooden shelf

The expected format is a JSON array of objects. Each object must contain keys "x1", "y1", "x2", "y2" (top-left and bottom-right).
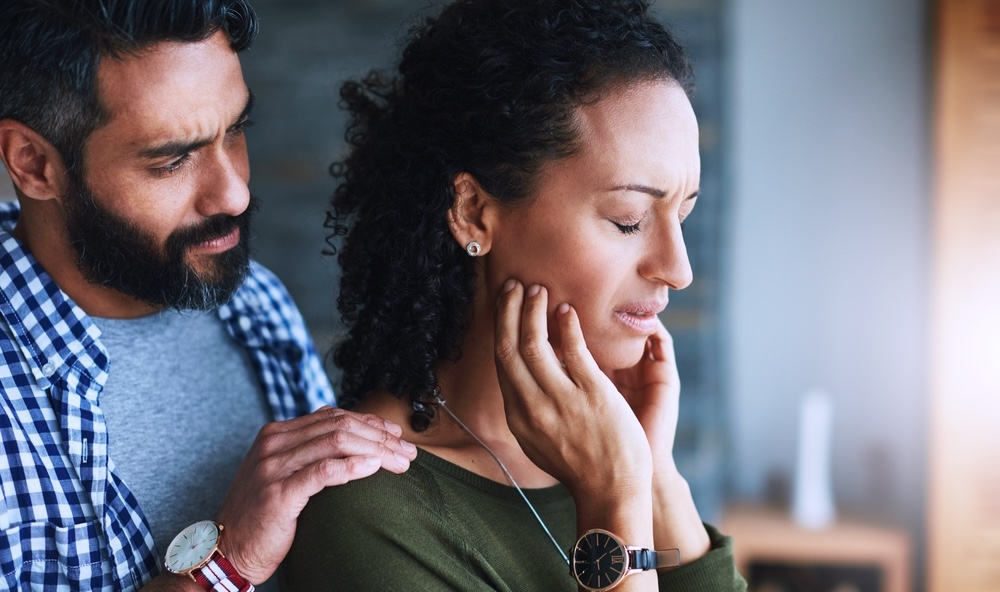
[{"x1": 722, "y1": 505, "x2": 911, "y2": 592}]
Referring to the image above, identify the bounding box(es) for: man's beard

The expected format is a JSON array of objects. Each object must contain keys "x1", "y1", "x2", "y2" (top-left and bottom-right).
[{"x1": 63, "y1": 180, "x2": 257, "y2": 311}]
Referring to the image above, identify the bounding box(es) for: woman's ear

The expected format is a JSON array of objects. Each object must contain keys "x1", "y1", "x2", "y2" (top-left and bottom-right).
[
  {"x1": 448, "y1": 172, "x2": 499, "y2": 256},
  {"x1": 0, "y1": 119, "x2": 70, "y2": 202}
]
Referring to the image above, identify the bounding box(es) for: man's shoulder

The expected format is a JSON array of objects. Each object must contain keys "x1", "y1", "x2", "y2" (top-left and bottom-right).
[
  {"x1": 223, "y1": 260, "x2": 304, "y2": 327},
  {"x1": 222, "y1": 260, "x2": 315, "y2": 353},
  {"x1": 0, "y1": 200, "x2": 20, "y2": 231},
  {"x1": 222, "y1": 260, "x2": 334, "y2": 417},
  {"x1": 234, "y1": 261, "x2": 295, "y2": 308},
  {"x1": 0, "y1": 211, "x2": 103, "y2": 383}
]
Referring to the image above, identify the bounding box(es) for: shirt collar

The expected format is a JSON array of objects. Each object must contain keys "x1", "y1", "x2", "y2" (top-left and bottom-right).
[{"x1": 0, "y1": 229, "x2": 110, "y2": 393}]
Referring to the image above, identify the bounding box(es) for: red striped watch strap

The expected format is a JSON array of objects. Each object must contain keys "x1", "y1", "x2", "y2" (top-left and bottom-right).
[{"x1": 191, "y1": 550, "x2": 255, "y2": 592}]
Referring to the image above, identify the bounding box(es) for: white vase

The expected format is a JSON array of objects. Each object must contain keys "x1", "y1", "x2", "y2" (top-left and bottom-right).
[{"x1": 791, "y1": 389, "x2": 836, "y2": 529}]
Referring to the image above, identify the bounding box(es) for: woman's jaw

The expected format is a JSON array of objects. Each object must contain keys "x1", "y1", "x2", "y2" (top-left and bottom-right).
[{"x1": 542, "y1": 299, "x2": 667, "y2": 372}]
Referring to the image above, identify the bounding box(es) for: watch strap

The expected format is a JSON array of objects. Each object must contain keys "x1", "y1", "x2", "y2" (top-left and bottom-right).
[
  {"x1": 191, "y1": 550, "x2": 255, "y2": 592},
  {"x1": 629, "y1": 547, "x2": 681, "y2": 571}
]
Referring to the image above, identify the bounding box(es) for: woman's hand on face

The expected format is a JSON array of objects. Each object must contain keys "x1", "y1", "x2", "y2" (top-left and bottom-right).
[
  {"x1": 611, "y1": 321, "x2": 713, "y2": 561},
  {"x1": 493, "y1": 279, "x2": 653, "y2": 500},
  {"x1": 607, "y1": 319, "x2": 681, "y2": 473}
]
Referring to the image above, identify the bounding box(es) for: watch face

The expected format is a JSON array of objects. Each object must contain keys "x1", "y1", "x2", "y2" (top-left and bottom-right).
[
  {"x1": 572, "y1": 529, "x2": 628, "y2": 590},
  {"x1": 165, "y1": 520, "x2": 220, "y2": 574}
]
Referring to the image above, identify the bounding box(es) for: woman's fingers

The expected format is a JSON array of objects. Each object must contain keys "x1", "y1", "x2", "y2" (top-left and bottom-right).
[
  {"x1": 496, "y1": 280, "x2": 608, "y2": 398},
  {"x1": 493, "y1": 279, "x2": 655, "y2": 497},
  {"x1": 494, "y1": 280, "x2": 537, "y2": 398},
  {"x1": 646, "y1": 320, "x2": 681, "y2": 386},
  {"x1": 496, "y1": 281, "x2": 574, "y2": 398},
  {"x1": 555, "y1": 302, "x2": 607, "y2": 393},
  {"x1": 518, "y1": 284, "x2": 576, "y2": 396}
]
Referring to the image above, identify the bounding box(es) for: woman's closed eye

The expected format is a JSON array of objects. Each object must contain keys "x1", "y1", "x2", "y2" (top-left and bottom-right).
[
  {"x1": 610, "y1": 210, "x2": 647, "y2": 235},
  {"x1": 613, "y1": 219, "x2": 642, "y2": 235},
  {"x1": 613, "y1": 212, "x2": 690, "y2": 235}
]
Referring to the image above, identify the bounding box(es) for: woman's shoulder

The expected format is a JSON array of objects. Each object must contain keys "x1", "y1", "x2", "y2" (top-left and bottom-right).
[
  {"x1": 303, "y1": 449, "x2": 446, "y2": 526},
  {"x1": 283, "y1": 450, "x2": 519, "y2": 591}
]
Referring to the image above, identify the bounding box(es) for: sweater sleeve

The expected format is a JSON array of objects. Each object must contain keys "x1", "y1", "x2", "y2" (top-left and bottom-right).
[{"x1": 657, "y1": 523, "x2": 747, "y2": 592}]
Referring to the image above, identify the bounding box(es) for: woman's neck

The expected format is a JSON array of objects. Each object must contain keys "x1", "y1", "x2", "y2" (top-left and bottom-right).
[{"x1": 356, "y1": 297, "x2": 559, "y2": 488}]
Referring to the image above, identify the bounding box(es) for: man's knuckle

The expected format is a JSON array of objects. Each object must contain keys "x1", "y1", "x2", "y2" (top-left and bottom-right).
[
  {"x1": 255, "y1": 432, "x2": 284, "y2": 457},
  {"x1": 328, "y1": 429, "x2": 362, "y2": 451},
  {"x1": 329, "y1": 412, "x2": 357, "y2": 430},
  {"x1": 314, "y1": 458, "x2": 340, "y2": 479},
  {"x1": 378, "y1": 429, "x2": 398, "y2": 445},
  {"x1": 319, "y1": 406, "x2": 345, "y2": 422},
  {"x1": 257, "y1": 421, "x2": 281, "y2": 438},
  {"x1": 257, "y1": 455, "x2": 285, "y2": 479}
]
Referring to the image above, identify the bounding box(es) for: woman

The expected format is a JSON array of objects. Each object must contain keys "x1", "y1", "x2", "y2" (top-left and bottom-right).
[{"x1": 284, "y1": 0, "x2": 745, "y2": 590}]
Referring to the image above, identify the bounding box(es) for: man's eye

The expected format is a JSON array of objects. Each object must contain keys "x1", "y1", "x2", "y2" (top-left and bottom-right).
[
  {"x1": 153, "y1": 153, "x2": 191, "y2": 176},
  {"x1": 229, "y1": 118, "x2": 254, "y2": 135}
]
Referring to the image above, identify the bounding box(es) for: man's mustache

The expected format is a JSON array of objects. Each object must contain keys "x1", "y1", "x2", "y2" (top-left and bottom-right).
[{"x1": 166, "y1": 197, "x2": 258, "y2": 253}]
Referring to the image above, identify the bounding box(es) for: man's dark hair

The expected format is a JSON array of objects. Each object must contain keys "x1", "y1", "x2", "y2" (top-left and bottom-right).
[
  {"x1": 0, "y1": 0, "x2": 258, "y2": 178},
  {"x1": 328, "y1": 0, "x2": 693, "y2": 429}
]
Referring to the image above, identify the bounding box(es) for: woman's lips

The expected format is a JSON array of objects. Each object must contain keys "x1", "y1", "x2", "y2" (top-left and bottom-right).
[{"x1": 613, "y1": 300, "x2": 668, "y2": 334}]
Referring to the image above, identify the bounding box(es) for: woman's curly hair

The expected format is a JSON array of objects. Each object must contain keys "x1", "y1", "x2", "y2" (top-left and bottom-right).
[{"x1": 328, "y1": 0, "x2": 693, "y2": 430}]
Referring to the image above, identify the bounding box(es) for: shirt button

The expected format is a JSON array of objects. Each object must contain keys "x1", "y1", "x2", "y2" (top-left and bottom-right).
[
  {"x1": 42, "y1": 362, "x2": 55, "y2": 376},
  {"x1": 238, "y1": 316, "x2": 252, "y2": 332}
]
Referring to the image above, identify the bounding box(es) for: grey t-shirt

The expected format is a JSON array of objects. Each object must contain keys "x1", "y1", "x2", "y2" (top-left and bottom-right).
[{"x1": 95, "y1": 308, "x2": 274, "y2": 588}]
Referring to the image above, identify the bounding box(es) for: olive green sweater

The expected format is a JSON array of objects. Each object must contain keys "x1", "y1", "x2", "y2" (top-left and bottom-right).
[{"x1": 282, "y1": 450, "x2": 746, "y2": 591}]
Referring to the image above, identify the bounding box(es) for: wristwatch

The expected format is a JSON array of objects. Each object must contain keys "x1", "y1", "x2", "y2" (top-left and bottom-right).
[
  {"x1": 570, "y1": 529, "x2": 681, "y2": 591},
  {"x1": 164, "y1": 520, "x2": 255, "y2": 592}
]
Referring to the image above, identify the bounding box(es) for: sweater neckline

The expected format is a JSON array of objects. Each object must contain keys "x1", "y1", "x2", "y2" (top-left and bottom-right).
[{"x1": 415, "y1": 447, "x2": 572, "y2": 505}]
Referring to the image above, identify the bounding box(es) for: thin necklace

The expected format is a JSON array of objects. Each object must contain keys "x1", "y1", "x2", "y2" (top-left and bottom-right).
[{"x1": 432, "y1": 391, "x2": 570, "y2": 565}]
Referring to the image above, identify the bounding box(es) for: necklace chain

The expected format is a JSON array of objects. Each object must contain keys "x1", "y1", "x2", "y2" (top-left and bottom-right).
[{"x1": 432, "y1": 392, "x2": 570, "y2": 565}]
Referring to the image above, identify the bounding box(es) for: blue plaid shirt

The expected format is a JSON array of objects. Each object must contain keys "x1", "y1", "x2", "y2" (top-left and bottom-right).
[{"x1": 0, "y1": 201, "x2": 335, "y2": 591}]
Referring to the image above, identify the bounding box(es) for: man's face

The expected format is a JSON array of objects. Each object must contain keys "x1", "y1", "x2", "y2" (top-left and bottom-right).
[
  {"x1": 63, "y1": 178, "x2": 255, "y2": 310},
  {"x1": 72, "y1": 30, "x2": 254, "y2": 310}
]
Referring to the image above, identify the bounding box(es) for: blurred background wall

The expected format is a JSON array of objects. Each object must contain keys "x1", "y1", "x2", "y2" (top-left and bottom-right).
[
  {"x1": 724, "y1": 0, "x2": 929, "y2": 589},
  {"x1": 0, "y1": 0, "x2": 936, "y2": 589},
  {"x1": 725, "y1": 0, "x2": 928, "y2": 550}
]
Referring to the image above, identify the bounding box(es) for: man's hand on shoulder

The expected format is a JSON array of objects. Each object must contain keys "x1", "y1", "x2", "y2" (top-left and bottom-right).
[{"x1": 211, "y1": 407, "x2": 416, "y2": 584}]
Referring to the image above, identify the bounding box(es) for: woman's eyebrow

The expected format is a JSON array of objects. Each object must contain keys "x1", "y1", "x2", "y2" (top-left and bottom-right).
[
  {"x1": 611, "y1": 184, "x2": 700, "y2": 201},
  {"x1": 612, "y1": 184, "x2": 666, "y2": 198}
]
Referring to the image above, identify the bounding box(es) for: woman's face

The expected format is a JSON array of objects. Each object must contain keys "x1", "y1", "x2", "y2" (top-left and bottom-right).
[{"x1": 487, "y1": 80, "x2": 700, "y2": 370}]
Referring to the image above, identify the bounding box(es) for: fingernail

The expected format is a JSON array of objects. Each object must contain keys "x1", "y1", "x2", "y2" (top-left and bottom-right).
[
  {"x1": 558, "y1": 302, "x2": 570, "y2": 314},
  {"x1": 503, "y1": 279, "x2": 516, "y2": 293},
  {"x1": 400, "y1": 440, "x2": 417, "y2": 453},
  {"x1": 527, "y1": 284, "x2": 540, "y2": 297}
]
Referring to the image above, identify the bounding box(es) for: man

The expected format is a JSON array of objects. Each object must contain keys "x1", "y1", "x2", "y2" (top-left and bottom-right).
[{"x1": 0, "y1": 1, "x2": 416, "y2": 590}]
